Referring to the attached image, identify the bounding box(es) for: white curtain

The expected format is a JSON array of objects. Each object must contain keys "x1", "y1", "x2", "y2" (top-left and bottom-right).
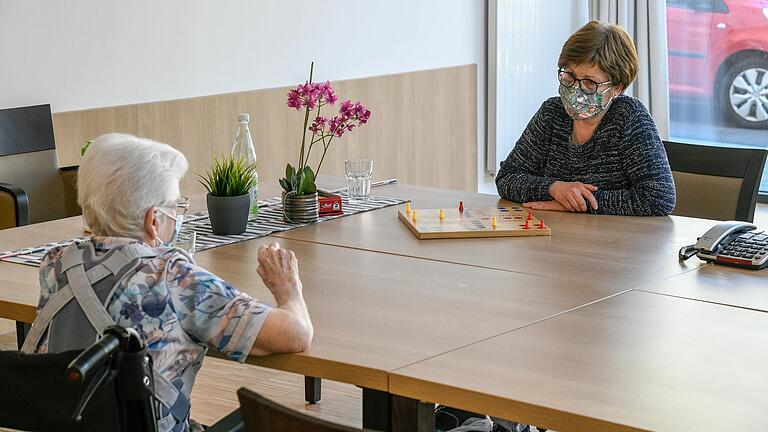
[{"x1": 587, "y1": 0, "x2": 670, "y2": 139}]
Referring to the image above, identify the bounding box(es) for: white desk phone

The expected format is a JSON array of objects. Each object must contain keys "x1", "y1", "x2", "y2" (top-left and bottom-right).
[{"x1": 679, "y1": 221, "x2": 768, "y2": 270}]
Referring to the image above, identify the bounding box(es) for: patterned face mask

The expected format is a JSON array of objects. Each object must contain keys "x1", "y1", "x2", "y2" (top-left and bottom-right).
[{"x1": 558, "y1": 84, "x2": 615, "y2": 121}]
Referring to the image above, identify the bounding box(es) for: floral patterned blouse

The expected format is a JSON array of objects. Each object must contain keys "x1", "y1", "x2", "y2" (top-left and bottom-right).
[{"x1": 35, "y1": 236, "x2": 272, "y2": 431}]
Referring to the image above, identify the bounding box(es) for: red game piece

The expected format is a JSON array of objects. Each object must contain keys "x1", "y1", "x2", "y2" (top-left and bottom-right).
[
  {"x1": 538, "y1": 219, "x2": 545, "y2": 229},
  {"x1": 523, "y1": 219, "x2": 530, "y2": 229},
  {"x1": 459, "y1": 201, "x2": 464, "y2": 213},
  {"x1": 526, "y1": 212, "x2": 533, "y2": 221}
]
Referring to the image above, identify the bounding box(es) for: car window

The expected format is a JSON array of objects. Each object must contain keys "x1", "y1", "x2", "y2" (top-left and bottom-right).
[{"x1": 666, "y1": 0, "x2": 728, "y2": 13}]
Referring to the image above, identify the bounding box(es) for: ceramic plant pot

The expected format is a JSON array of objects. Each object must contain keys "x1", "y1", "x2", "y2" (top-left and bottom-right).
[{"x1": 207, "y1": 193, "x2": 250, "y2": 235}]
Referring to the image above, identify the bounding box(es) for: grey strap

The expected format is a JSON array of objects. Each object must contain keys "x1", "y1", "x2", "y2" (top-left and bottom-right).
[
  {"x1": 20, "y1": 286, "x2": 75, "y2": 352},
  {"x1": 57, "y1": 245, "x2": 85, "y2": 272},
  {"x1": 66, "y1": 265, "x2": 117, "y2": 333}
]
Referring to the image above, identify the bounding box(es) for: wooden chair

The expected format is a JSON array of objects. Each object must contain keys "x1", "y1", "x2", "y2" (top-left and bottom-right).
[
  {"x1": 664, "y1": 141, "x2": 767, "y2": 222},
  {"x1": 231, "y1": 387, "x2": 372, "y2": 432}
]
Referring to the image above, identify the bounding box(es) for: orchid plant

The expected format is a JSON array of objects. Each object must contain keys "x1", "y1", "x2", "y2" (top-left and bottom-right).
[{"x1": 279, "y1": 63, "x2": 372, "y2": 196}]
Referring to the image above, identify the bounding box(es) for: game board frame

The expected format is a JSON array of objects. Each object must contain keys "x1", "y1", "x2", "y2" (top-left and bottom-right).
[{"x1": 397, "y1": 206, "x2": 551, "y2": 240}]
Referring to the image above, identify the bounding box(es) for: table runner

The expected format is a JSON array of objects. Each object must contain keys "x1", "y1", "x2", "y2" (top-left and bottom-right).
[{"x1": 0, "y1": 189, "x2": 406, "y2": 267}]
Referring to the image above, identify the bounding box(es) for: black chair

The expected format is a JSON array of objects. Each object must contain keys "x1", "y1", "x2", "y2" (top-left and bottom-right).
[
  {"x1": 0, "y1": 104, "x2": 72, "y2": 228},
  {"x1": 664, "y1": 141, "x2": 767, "y2": 222}
]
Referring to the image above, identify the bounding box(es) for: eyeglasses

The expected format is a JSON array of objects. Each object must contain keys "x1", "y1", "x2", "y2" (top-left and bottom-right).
[
  {"x1": 558, "y1": 69, "x2": 611, "y2": 95},
  {"x1": 157, "y1": 196, "x2": 190, "y2": 219}
]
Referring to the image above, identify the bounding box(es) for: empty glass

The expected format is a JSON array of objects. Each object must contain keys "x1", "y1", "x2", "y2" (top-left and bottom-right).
[
  {"x1": 171, "y1": 231, "x2": 197, "y2": 256},
  {"x1": 345, "y1": 159, "x2": 373, "y2": 203}
]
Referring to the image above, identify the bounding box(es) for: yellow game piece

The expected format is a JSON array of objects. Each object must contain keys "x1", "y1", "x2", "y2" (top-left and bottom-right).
[
  {"x1": 439, "y1": 209, "x2": 445, "y2": 220},
  {"x1": 405, "y1": 202, "x2": 411, "y2": 214},
  {"x1": 491, "y1": 216, "x2": 497, "y2": 229},
  {"x1": 412, "y1": 210, "x2": 417, "y2": 222}
]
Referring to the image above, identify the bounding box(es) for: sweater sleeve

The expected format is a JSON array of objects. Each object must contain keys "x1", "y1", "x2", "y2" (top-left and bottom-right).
[
  {"x1": 495, "y1": 101, "x2": 558, "y2": 203},
  {"x1": 592, "y1": 105, "x2": 676, "y2": 216}
]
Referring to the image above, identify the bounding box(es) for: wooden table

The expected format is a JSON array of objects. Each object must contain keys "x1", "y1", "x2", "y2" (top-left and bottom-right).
[
  {"x1": 390, "y1": 290, "x2": 768, "y2": 431},
  {"x1": 0, "y1": 180, "x2": 765, "y2": 431},
  {"x1": 635, "y1": 264, "x2": 768, "y2": 313},
  {"x1": 272, "y1": 183, "x2": 714, "y2": 286}
]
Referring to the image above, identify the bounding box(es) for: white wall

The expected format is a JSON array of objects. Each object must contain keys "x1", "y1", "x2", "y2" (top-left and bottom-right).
[
  {"x1": 0, "y1": 0, "x2": 487, "y2": 190},
  {"x1": 480, "y1": 0, "x2": 583, "y2": 193}
]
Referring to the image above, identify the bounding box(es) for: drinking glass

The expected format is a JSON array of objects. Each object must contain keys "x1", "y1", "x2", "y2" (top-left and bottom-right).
[
  {"x1": 171, "y1": 231, "x2": 197, "y2": 256},
  {"x1": 345, "y1": 159, "x2": 373, "y2": 203}
]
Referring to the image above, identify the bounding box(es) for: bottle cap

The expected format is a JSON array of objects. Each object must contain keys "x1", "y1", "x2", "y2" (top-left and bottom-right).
[{"x1": 238, "y1": 113, "x2": 249, "y2": 123}]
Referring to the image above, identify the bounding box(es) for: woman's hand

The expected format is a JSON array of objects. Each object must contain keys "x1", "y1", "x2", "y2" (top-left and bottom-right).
[
  {"x1": 253, "y1": 242, "x2": 314, "y2": 355},
  {"x1": 548, "y1": 181, "x2": 598, "y2": 212},
  {"x1": 522, "y1": 200, "x2": 569, "y2": 211},
  {"x1": 257, "y1": 243, "x2": 303, "y2": 305}
]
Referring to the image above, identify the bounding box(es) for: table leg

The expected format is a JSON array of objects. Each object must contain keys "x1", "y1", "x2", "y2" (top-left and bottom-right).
[
  {"x1": 362, "y1": 388, "x2": 391, "y2": 431},
  {"x1": 16, "y1": 321, "x2": 30, "y2": 350},
  {"x1": 392, "y1": 395, "x2": 434, "y2": 432},
  {"x1": 362, "y1": 388, "x2": 434, "y2": 432},
  {"x1": 304, "y1": 376, "x2": 322, "y2": 404}
]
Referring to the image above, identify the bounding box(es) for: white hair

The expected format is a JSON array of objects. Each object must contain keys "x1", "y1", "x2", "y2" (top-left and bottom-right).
[{"x1": 78, "y1": 133, "x2": 188, "y2": 238}]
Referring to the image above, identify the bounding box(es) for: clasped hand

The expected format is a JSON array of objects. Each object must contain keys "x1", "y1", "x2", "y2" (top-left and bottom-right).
[{"x1": 523, "y1": 181, "x2": 598, "y2": 212}]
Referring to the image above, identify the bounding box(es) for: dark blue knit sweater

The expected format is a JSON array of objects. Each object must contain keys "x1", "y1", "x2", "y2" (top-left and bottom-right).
[{"x1": 495, "y1": 95, "x2": 676, "y2": 216}]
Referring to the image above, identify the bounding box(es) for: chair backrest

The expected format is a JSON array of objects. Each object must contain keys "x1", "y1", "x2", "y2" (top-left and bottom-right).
[
  {"x1": 0, "y1": 348, "x2": 123, "y2": 431},
  {"x1": 0, "y1": 327, "x2": 158, "y2": 432},
  {"x1": 664, "y1": 141, "x2": 767, "y2": 222},
  {"x1": 237, "y1": 387, "x2": 366, "y2": 432},
  {"x1": 0, "y1": 104, "x2": 67, "y2": 224}
]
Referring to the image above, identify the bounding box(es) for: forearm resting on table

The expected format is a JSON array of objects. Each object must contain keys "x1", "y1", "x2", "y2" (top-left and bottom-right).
[{"x1": 250, "y1": 296, "x2": 314, "y2": 356}]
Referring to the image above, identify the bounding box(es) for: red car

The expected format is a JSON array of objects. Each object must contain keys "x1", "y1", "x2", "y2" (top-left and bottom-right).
[{"x1": 667, "y1": 0, "x2": 768, "y2": 128}]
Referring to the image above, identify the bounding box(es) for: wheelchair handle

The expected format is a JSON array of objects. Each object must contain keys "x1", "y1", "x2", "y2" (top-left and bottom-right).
[{"x1": 67, "y1": 333, "x2": 121, "y2": 383}]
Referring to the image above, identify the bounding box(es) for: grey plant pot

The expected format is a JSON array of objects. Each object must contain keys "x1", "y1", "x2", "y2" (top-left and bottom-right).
[{"x1": 207, "y1": 193, "x2": 250, "y2": 235}]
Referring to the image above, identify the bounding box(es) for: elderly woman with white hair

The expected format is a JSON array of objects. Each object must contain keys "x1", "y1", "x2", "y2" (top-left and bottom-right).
[{"x1": 23, "y1": 133, "x2": 313, "y2": 432}]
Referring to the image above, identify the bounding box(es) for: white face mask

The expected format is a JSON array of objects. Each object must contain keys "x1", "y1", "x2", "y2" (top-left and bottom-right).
[{"x1": 155, "y1": 208, "x2": 183, "y2": 247}]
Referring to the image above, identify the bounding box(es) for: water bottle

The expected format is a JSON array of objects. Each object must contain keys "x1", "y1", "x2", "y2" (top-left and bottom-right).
[{"x1": 231, "y1": 113, "x2": 259, "y2": 215}]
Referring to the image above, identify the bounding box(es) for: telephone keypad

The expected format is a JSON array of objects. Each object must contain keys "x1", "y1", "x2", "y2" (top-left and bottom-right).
[{"x1": 720, "y1": 232, "x2": 768, "y2": 261}]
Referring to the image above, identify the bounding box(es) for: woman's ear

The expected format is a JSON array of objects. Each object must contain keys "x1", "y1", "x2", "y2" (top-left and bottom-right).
[{"x1": 144, "y1": 207, "x2": 160, "y2": 244}]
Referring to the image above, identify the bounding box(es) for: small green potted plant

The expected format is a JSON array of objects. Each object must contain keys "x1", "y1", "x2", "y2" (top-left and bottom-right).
[
  {"x1": 197, "y1": 155, "x2": 258, "y2": 235},
  {"x1": 280, "y1": 62, "x2": 371, "y2": 223}
]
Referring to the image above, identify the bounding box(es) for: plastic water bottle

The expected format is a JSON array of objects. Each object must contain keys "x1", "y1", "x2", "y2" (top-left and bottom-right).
[{"x1": 231, "y1": 113, "x2": 259, "y2": 215}]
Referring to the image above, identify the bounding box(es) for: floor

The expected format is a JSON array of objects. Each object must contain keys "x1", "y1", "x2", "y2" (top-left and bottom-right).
[{"x1": 2, "y1": 203, "x2": 768, "y2": 428}]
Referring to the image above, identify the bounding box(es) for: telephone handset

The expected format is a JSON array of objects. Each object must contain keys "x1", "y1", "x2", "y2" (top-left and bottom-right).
[{"x1": 679, "y1": 221, "x2": 768, "y2": 269}]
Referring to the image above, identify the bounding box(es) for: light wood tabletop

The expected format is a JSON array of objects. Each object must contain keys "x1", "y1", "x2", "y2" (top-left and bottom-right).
[
  {"x1": 390, "y1": 290, "x2": 768, "y2": 431},
  {"x1": 273, "y1": 182, "x2": 715, "y2": 287},
  {"x1": 635, "y1": 263, "x2": 768, "y2": 313},
  {"x1": 0, "y1": 227, "x2": 631, "y2": 391}
]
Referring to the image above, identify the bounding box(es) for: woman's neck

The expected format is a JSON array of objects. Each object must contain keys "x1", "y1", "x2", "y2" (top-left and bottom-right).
[{"x1": 571, "y1": 111, "x2": 606, "y2": 144}]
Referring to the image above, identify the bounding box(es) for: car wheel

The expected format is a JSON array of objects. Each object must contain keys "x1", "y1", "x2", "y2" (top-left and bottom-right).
[{"x1": 718, "y1": 54, "x2": 768, "y2": 129}]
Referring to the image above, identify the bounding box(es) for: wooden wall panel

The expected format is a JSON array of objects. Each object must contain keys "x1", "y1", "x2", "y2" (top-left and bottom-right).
[{"x1": 52, "y1": 64, "x2": 477, "y2": 195}]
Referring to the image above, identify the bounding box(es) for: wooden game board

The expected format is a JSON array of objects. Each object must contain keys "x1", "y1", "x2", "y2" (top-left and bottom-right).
[{"x1": 398, "y1": 206, "x2": 551, "y2": 239}]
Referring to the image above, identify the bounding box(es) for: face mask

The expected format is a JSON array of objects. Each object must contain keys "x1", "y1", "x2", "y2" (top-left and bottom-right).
[
  {"x1": 558, "y1": 83, "x2": 615, "y2": 121},
  {"x1": 156, "y1": 209, "x2": 183, "y2": 247}
]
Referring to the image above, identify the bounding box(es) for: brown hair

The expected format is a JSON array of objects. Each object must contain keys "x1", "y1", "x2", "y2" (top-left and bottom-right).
[{"x1": 558, "y1": 21, "x2": 639, "y2": 92}]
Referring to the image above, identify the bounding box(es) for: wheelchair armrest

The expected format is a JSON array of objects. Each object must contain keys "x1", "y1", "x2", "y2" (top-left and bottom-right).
[
  {"x1": 0, "y1": 182, "x2": 30, "y2": 226},
  {"x1": 205, "y1": 409, "x2": 244, "y2": 432}
]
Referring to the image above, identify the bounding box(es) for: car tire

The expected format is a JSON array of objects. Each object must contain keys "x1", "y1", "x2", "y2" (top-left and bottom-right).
[{"x1": 717, "y1": 53, "x2": 768, "y2": 129}]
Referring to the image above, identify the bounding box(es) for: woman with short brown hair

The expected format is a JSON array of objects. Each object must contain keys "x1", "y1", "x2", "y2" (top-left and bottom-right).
[{"x1": 496, "y1": 20, "x2": 675, "y2": 216}]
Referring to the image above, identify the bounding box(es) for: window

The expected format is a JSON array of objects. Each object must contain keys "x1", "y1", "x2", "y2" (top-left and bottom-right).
[
  {"x1": 666, "y1": 0, "x2": 768, "y2": 195},
  {"x1": 486, "y1": 0, "x2": 578, "y2": 189}
]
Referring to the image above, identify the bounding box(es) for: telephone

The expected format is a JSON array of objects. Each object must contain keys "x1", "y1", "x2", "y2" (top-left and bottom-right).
[{"x1": 679, "y1": 221, "x2": 768, "y2": 269}]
